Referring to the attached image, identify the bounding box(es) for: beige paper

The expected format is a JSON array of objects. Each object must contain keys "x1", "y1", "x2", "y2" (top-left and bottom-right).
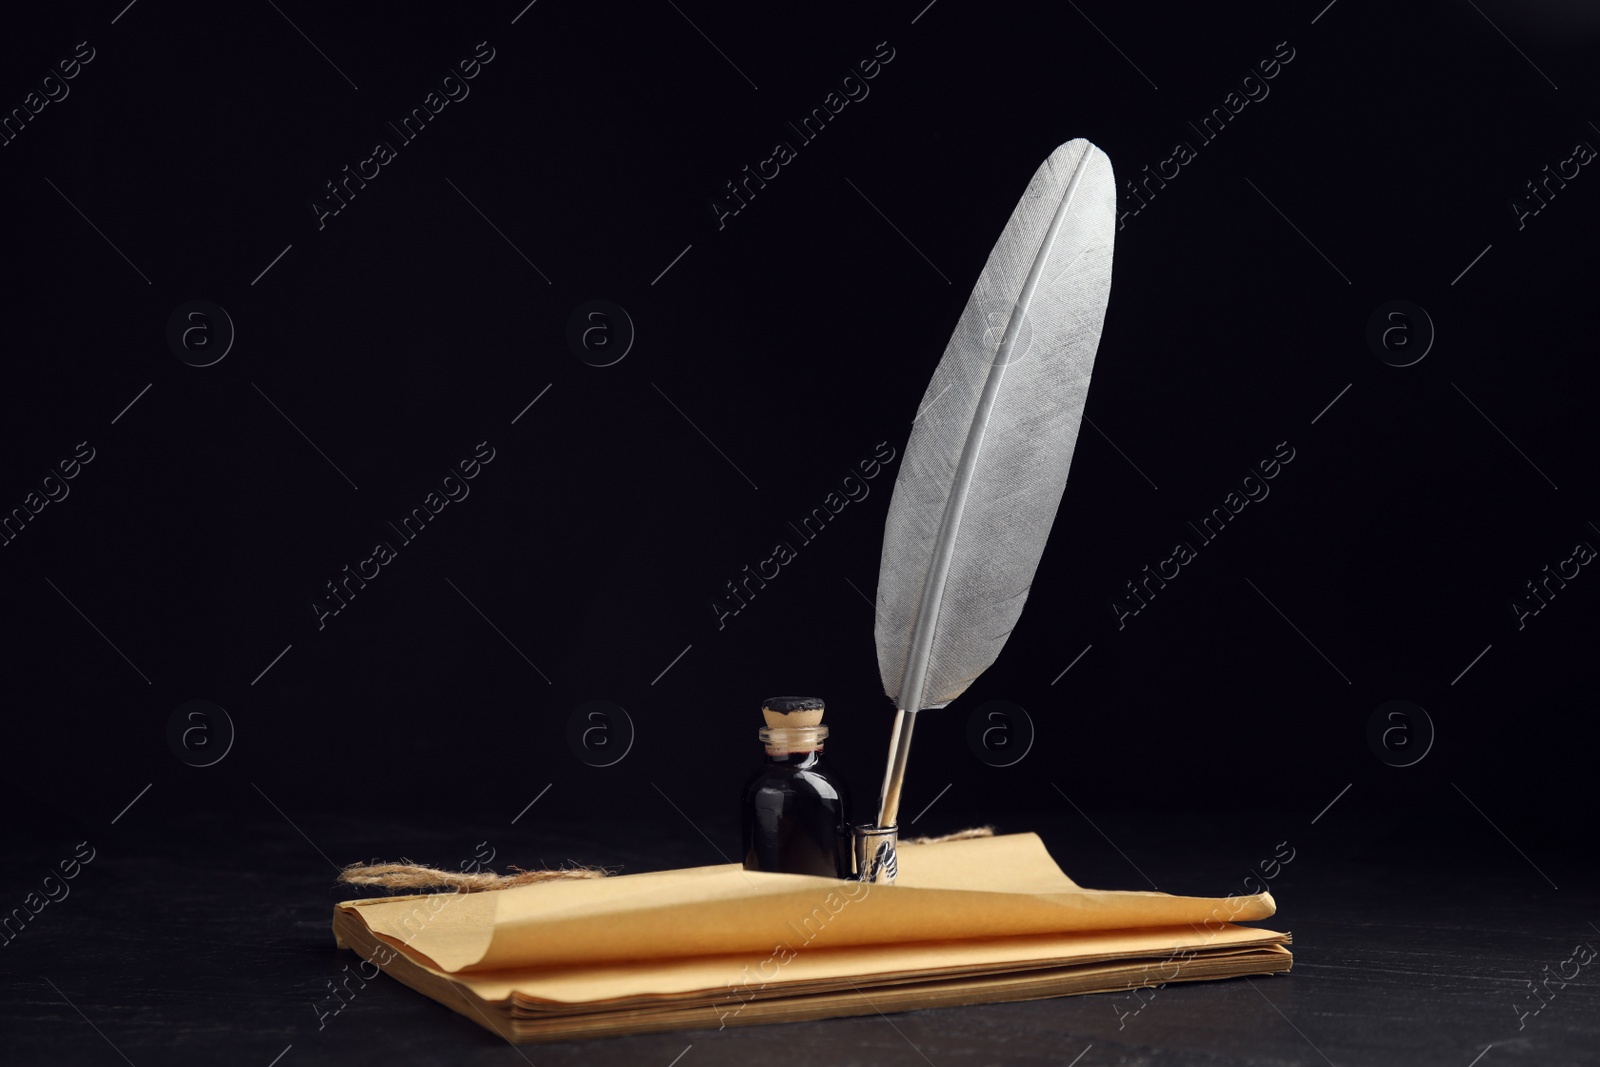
[
  {"x1": 465, "y1": 923, "x2": 1288, "y2": 1007},
  {"x1": 342, "y1": 833, "x2": 1275, "y2": 975},
  {"x1": 332, "y1": 832, "x2": 1290, "y2": 1042}
]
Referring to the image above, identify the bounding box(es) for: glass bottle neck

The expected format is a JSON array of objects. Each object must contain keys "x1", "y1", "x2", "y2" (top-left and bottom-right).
[{"x1": 760, "y1": 725, "x2": 827, "y2": 764}]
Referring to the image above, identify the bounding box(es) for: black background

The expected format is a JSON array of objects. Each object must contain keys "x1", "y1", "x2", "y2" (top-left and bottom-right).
[{"x1": 3, "y1": 1, "x2": 1598, "y2": 1063}]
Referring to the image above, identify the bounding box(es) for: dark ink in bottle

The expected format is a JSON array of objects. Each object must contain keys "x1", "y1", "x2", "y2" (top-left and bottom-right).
[{"x1": 741, "y1": 696, "x2": 852, "y2": 879}]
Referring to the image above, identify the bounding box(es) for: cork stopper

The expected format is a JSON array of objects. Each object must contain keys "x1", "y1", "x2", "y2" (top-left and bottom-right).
[{"x1": 762, "y1": 695, "x2": 825, "y2": 729}]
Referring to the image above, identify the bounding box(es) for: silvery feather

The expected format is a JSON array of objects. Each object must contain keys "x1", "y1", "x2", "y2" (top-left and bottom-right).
[{"x1": 855, "y1": 139, "x2": 1116, "y2": 882}]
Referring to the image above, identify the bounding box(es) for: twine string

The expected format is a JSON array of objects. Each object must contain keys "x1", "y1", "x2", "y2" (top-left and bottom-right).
[
  {"x1": 337, "y1": 827, "x2": 994, "y2": 893},
  {"x1": 337, "y1": 861, "x2": 609, "y2": 893}
]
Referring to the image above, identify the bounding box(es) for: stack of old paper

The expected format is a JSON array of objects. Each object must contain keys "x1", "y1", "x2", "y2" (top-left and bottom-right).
[{"x1": 331, "y1": 832, "x2": 1291, "y2": 1042}]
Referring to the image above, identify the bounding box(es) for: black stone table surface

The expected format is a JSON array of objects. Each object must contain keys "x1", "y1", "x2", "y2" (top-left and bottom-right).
[{"x1": 5, "y1": 788, "x2": 1594, "y2": 1067}]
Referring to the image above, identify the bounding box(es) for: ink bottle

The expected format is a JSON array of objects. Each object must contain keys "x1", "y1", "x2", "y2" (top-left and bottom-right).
[{"x1": 741, "y1": 696, "x2": 853, "y2": 879}]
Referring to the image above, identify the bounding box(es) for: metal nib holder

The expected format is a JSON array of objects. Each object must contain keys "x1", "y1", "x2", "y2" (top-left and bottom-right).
[{"x1": 852, "y1": 824, "x2": 898, "y2": 884}]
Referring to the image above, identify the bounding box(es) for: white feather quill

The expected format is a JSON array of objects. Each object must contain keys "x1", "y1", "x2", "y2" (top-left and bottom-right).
[{"x1": 869, "y1": 139, "x2": 1117, "y2": 842}]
